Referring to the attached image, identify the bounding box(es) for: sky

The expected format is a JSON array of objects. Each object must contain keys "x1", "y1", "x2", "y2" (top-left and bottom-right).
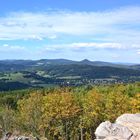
[{"x1": 0, "y1": 0, "x2": 140, "y2": 63}]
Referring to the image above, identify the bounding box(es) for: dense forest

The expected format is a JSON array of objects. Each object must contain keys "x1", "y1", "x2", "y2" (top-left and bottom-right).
[{"x1": 0, "y1": 83, "x2": 140, "y2": 140}]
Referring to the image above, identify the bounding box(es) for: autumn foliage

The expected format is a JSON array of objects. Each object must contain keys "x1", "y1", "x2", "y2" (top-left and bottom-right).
[{"x1": 0, "y1": 83, "x2": 140, "y2": 139}]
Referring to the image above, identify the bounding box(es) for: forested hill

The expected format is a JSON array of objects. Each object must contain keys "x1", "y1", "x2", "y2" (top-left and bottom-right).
[
  {"x1": 0, "y1": 59, "x2": 139, "y2": 70},
  {"x1": 0, "y1": 59, "x2": 140, "y2": 91},
  {"x1": 42, "y1": 64, "x2": 140, "y2": 78}
]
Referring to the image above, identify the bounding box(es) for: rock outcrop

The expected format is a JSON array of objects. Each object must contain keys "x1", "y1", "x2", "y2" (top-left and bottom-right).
[
  {"x1": 1, "y1": 133, "x2": 44, "y2": 140},
  {"x1": 95, "y1": 114, "x2": 140, "y2": 140}
]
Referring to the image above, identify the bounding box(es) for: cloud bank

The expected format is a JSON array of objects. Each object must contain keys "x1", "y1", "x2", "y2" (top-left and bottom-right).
[
  {"x1": 0, "y1": 6, "x2": 139, "y2": 43},
  {"x1": 0, "y1": 6, "x2": 140, "y2": 61}
]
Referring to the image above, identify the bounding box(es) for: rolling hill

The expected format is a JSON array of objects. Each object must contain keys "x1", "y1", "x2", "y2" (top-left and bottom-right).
[{"x1": 0, "y1": 59, "x2": 140, "y2": 91}]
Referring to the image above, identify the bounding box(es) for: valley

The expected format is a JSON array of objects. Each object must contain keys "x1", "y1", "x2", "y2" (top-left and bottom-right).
[{"x1": 0, "y1": 59, "x2": 140, "y2": 91}]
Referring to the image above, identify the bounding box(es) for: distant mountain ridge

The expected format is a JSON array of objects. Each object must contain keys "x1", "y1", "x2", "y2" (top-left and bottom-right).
[
  {"x1": 0, "y1": 59, "x2": 139, "y2": 70},
  {"x1": 0, "y1": 59, "x2": 140, "y2": 91},
  {"x1": 0, "y1": 59, "x2": 139, "y2": 65}
]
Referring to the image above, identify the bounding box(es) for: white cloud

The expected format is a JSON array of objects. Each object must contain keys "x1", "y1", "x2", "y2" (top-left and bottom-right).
[
  {"x1": 42, "y1": 42, "x2": 140, "y2": 52},
  {"x1": 69, "y1": 42, "x2": 124, "y2": 49},
  {"x1": 3, "y1": 44, "x2": 9, "y2": 47},
  {"x1": 137, "y1": 50, "x2": 140, "y2": 55},
  {"x1": 0, "y1": 44, "x2": 26, "y2": 52},
  {"x1": 0, "y1": 6, "x2": 140, "y2": 43},
  {"x1": 48, "y1": 35, "x2": 57, "y2": 39}
]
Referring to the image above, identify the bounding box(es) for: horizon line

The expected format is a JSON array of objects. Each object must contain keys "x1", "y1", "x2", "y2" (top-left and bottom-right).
[{"x1": 0, "y1": 58, "x2": 139, "y2": 65}]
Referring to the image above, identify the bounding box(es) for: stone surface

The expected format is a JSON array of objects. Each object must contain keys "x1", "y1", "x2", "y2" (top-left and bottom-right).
[
  {"x1": 17, "y1": 136, "x2": 29, "y2": 140},
  {"x1": 116, "y1": 114, "x2": 140, "y2": 136},
  {"x1": 95, "y1": 114, "x2": 140, "y2": 140},
  {"x1": 1, "y1": 134, "x2": 38, "y2": 140},
  {"x1": 95, "y1": 121, "x2": 133, "y2": 140}
]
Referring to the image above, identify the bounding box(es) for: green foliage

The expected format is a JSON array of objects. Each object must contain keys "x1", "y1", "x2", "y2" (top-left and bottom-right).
[{"x1": 0, "y1": 107, "x2": 16, "y2": 134}]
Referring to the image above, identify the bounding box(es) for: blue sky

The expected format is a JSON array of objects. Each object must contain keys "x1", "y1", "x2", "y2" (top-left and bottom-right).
[{"x1": 0, "y1": 0, "x2": 140, "y2": 63}]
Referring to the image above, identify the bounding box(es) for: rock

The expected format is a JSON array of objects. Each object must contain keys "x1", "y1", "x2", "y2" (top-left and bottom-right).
[
  {"x1": 1, "y1": 134, "x2": 38, "y2": 140},
  {"x1": 2, "y1": 132, "x2": 12, "y2": 140},
  {"x1": 95, "y1": 121, "x2": 133, "y2": 140},
  {"x1": 130, "y1": 135, "x2": 140, "y2": 140},
  {"x1": 116, "y1": 114, "x2": 140, "y2": 136},
  {"x1": 17, "y1": 136, "x2": 29, "y2": 140},
  {"x1": 100, "y1": 136, "x2": 129, "y2": 140},
  {"x1": 95, "y1": 114, "x2": 140, "y2": 140}
]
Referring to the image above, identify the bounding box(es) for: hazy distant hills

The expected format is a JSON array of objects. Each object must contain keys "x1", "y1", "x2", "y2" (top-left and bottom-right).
[
  {"x1": 0, "y1": 59, "x2": 139, "y2": 71},
  {"x1": 0, "y1": 59, "x2": 140, "y2": 91},
  {"x1": 130, "y1": 64, "x2": 140, "y2": 70}
]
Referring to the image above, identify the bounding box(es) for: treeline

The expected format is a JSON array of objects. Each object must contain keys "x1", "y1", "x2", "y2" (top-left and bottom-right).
[
  {"x1": 0, "y1": 83, "x2": 140, "y2": 140},
  {"x1": 0, "y1": 82, "x2": 30, "y2": 91}
]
